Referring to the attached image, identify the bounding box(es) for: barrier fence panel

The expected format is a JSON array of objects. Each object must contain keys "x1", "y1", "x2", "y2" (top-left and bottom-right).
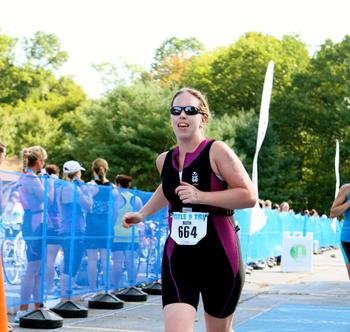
[
  {"x1": 235, "y1": 207, "x2": 341, "y2": 264},
  {"x1": 0, "y1": 169, "x2": 342, "y2": 311}
]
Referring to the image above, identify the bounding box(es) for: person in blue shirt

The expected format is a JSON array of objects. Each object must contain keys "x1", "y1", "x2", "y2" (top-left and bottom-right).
[
  {"x1": 330, "y1": 184, "x2": 350, "y2": 279},
  {"x1": 85, "y1": 158, "x2": 114, "y2": 291}
]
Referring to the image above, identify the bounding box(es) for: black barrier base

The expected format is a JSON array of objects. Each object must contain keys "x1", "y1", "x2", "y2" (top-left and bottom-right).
[
  {"x1": 88, "y1": 292, "x2": 124, "y2": 309},
  {"x1": 114, "y1": 286, "x2": 148, "y2": 302},
  {"x1": 51, "y1": 300, "x2": 88, "y2": 318},
  {"x1": 19, "y1": 308, "x2": 63, "y2": 329},
  {"x1": 143, "y1": 281, "x2": 162, "y2": 295}
]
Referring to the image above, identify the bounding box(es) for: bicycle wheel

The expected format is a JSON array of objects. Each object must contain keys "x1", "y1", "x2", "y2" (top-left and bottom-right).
[
  {"x1": 1, "y1": 238, "x2": 18, "y2": 285},
  {"x1": 13, "y1": 231, "x2": 27, "y2": 283}
]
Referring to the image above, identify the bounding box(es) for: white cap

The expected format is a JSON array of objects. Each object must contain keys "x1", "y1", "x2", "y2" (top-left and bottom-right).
[{"x1": 63, "y1": 160, "x2": 85, "y2": 174}]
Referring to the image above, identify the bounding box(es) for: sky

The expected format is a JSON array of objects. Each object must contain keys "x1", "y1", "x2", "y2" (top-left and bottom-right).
[{"x1": 0, "y1": 0, "x2": 349, "y2": 98}]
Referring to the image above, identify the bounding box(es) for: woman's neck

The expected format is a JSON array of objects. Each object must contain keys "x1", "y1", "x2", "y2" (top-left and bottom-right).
[
  {"x1": 26, "y1": 167, "x2": 37, "y2": 174},
  {"x1": 177, "y1": 134, "x2": 206, "y2": 154},
  {"x1": 96, "y1": 177, "x2": 108, "y2": 183}
]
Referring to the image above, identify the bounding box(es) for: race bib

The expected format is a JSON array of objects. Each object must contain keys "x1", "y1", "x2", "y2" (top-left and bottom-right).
[{"x1": 170, "y1": 212, "x2": 208, "y2": 245}]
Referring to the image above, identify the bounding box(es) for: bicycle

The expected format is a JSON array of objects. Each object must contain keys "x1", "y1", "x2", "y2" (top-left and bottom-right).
[{"x1": 1, "y1": 229, "x2": 27, "y2": 285}]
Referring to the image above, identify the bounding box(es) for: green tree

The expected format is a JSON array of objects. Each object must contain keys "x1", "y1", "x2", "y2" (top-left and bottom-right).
[
  {"x1": 271, "y1": 35, "x2": 350, "y2": 213},
  {"x1": 151, "y1": 37, "x2": 205, "y2": 88},
  {"x1": 23, "y1": 31, "x2": 68, "y2": 70},
  {"x1": 183, "y1": 32, "x2": 310, "y2": 117},
  {"x1": 66, "y1": 81, "x2": 174, "y2": 189}
]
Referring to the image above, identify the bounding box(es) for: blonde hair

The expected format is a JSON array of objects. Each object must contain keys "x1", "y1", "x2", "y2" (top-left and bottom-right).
[
  {"x1": 171, "y1": 87, "x2": 211, "y2": 119},
  {"x1": 21, "y1": 146, "x2": 47, "y2": 171},
  {"x1": 92, "y1": 158, "x2": 109, "y2": 182},
  {"x1": 62, "y1": 172, "x2": 77, "y2": 182}
]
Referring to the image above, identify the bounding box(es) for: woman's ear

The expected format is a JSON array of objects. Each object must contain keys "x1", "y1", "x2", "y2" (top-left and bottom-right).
[{"x1": 202, "y1": 114, "x2": 209, "y2": 124}]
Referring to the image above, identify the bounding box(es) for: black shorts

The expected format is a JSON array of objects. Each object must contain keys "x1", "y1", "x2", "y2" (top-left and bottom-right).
[
  {"x1": 161, "y1": 216, "x2": 244, "y2": 318},
  {"x1": 341, "y1": 240, "x2": 350, "y2": 264}
]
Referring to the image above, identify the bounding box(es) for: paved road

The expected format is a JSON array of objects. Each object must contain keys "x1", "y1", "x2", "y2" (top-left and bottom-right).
[{"x1": 8, "y1": 248, "x2": 349, "y2": 331}]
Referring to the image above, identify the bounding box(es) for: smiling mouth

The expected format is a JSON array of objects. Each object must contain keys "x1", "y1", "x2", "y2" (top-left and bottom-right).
[{"x1": 178, "y1": 123, "x2": 189, "y2": 128}]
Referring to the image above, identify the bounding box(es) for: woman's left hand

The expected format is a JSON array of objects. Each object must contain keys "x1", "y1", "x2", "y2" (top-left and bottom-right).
[{"x1": 175, "y1": 181, "x2": 202, "y2": 204}]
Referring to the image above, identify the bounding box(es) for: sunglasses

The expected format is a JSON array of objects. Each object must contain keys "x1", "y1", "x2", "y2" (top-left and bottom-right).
[{"x1": 170, "y1": 106, "x2": 204, "y2": 116}]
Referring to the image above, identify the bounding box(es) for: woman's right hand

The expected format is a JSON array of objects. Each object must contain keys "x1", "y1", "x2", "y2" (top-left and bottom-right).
[{"x1": 122, "y1": 212, "x2": 143, "y2": 228}]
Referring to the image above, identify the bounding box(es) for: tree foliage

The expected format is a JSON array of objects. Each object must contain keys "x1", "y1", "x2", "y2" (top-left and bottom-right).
[
  {"x1": 151, "y1": 37, "x2": 204, "y2": 87},
  {"x1": 1, "y1": 30, "x2": 350, "y2": 215}
]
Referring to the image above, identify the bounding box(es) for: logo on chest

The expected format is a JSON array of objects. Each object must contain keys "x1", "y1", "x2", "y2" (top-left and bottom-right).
[{"x1": 191, "y1": 171, "x2": 199, "y2": 186}]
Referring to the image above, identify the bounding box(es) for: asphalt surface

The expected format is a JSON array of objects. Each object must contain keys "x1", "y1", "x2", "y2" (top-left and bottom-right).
[{"x1": 7, "y1": 247, "x2": 349, "y2": 331}]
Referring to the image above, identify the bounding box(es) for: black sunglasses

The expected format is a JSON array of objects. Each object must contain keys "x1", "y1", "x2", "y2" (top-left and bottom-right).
[{"x1": 170, "y1": 106, "x2": 204, "y2": 116}]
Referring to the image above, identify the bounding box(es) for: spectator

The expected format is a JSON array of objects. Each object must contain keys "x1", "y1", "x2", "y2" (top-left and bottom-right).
[
  {"x1": 15, "y1": 146, "x2": 50, "y2": 322},
  {"x1": 58, "y1": 160, "x2": 91, "y2": 300},
  {"x1": 258, "y1": 199, "x2": 265, "y2": 208},
  {"x1": 0, "y1": 141, "x2": 13, "y2": 215},
  {"x1": 2, "y1": 190, "x2": 24, "y2": 238},
  {"x1": 112, "y1": 174, "x2": 143, "y2": 289},
  {"x1": 85, "y1": 158, "x2": 114, "y2": 291},
  {"x1": 272, "y1": 203, "x2": 280, "y2": 210},
  {"x1": 280, "y1": 202, "x2": 290, "y2": 212},
  {"x1": 264, "y1": 200, "x2": 272, "y2": 209},
  {"x1": 303, "y1": 209, "x2": 310, "y2": 216},
  {"x1": 310, "y1": 209, "x2": 319, "y2": 217},
  {"x1": 44, "y1": 164, "x2": 62, "y2": 294}
]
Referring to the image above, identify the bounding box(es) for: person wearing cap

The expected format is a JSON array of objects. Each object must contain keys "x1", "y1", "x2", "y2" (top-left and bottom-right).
[{"x1": 58, "y1": 160, "x2": 92, "y2": 300}]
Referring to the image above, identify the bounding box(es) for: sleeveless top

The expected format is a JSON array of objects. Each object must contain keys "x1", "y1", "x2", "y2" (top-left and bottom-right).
[
  {"x1": 161, "y1": 138, "x2": 232, "y2": 216},
  {"x1": 113, "y1": 190, "x2": 140, "y2": 243},
  {"x1": 90, "y1": 180, "x2": 113, "y2": 215}
]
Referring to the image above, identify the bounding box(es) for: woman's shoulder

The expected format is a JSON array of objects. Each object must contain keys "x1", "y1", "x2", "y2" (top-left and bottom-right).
[
  {"x1": 210, "y1": 140, "x2": 236, "y2": 157},
  {"x1": 339, "y1": 184, "x2": 350, "y2": 194},
  {"x1": 156, "y1": 151, "x2": 169, "y2": 173}
]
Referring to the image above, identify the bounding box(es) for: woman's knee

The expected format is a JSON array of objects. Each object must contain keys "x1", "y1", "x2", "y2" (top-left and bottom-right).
[
  {"x1": 163, "y1": 303, "x2": 196, "y2": 332},
  {"x1": 204, "y1": 311, "x2": 234, "y2": 332}
]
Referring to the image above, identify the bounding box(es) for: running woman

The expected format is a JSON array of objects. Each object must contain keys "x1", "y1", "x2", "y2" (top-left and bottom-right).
[{"x1": 122, "y1": 88, "x2": 257, "y2": 332}]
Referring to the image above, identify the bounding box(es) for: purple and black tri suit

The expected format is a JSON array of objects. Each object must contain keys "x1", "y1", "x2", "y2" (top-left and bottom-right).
[{"x1": 161, "y1": 138, "x2": 244, "y2": 318}]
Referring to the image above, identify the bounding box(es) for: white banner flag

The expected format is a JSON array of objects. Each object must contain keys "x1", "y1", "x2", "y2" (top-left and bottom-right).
[
  {"x1": 335, "y1": 139, "x2": 340, "y2": 198},
  {"x1": 252, "y1": 60, "x2": 274, "y2": 193},
  {"x1": 249, "y1": 61, "x2": 274, "y2": 235}
]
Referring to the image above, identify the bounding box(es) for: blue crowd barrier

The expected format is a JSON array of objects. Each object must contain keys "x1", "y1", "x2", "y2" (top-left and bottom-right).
[
  {"x1": 236, "y1": 208, "x2": 341, "y2": 263},
  {"x1": 0, "y1": 170, "x2": 342, "y2": 310}
]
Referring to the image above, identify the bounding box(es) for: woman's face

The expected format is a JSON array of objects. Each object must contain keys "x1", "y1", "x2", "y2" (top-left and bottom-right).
[{"x1": 171, "y1": 92, "x2": 206, "y2": 141}]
